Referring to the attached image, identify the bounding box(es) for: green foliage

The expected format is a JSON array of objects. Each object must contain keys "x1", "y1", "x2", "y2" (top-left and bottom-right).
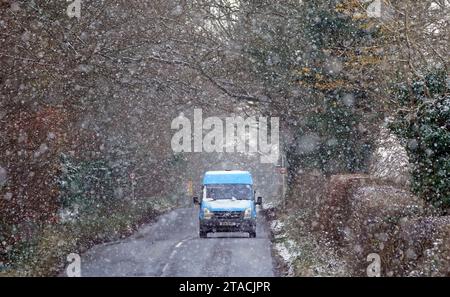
[
  {"x1": 291, "y1": 98, "x2": 373, "y2": 174},
  {"x1": 167, "y1": 153, "x2": 187, "y2": 167},
  {"x1": 242, "y1": 0, "x2": 378, "y2": 174},
  {"x1": 58, "y1": 154, "x2": 115, "y2": 213},
  {"x1": 391, "y1": 69, "x2": 450, "y2": 209}
]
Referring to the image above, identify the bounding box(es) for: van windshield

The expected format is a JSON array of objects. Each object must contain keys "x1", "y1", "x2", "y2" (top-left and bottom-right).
[{"x1": 205, "y1": 184, "x2": 253, "y2": 200}]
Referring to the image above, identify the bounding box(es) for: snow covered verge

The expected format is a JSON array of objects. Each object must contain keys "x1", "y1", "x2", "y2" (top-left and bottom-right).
[
  {"x1": 268, "y1": 214, "x2": 349, "y2": 277},
  {"x1": 265, "y1": 173, "x2": 350, "y2": 277},
  {"x1": 269, "y1": 218, "x2": 300, "y2": 276}
]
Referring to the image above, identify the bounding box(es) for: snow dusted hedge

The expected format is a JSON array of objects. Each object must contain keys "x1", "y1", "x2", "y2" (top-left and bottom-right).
[
  {"x1": 391, "y1": 69, "x2": 450, "y2": 210},
  {"x1": 280, "y1": 171, "x2": 449, "y2": 276}
]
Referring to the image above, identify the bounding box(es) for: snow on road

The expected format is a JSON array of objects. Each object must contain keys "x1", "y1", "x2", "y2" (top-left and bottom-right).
[{"x1": 77, "y1": 207, "x2": 275, "y2": 277}]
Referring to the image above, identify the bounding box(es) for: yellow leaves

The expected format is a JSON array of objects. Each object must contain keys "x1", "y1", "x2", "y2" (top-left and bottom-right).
[
  {"x1": 346, "y1": 0, "x2": 362, "y2": 9},
  {"x1": 293, "y1": 67, "x2": 339, "y2": 91},
  {"x1": 348, "y1": 55, "x2": 383, "y2": 67},
  {"x1": 294, "y1": 66, "x2": 351, "y2": 91},
  {"x1": 292, "y1": 67, "x2": 312, "y2": 77},
  {"x1": 335, "y1": 3, "x2": 346, "y2": 13},
  {"x1": 352, "y1": 13, "x2": 366, "y2": 21},
  {"x1": 341, "y1": 47, "x2": 384, "y2": 67},
  {"x1": 361, "y1": 56, "x2": 383, "y2": 66},
  {"x1": 302, "y1": 67, "x2": 311, "y2": 74},
  {"x1": 335, "y1": 0, "x2": 365, "y2": 15},
  {"x1": 314, "y1": 79, "x2": 349, "y2": 91}
]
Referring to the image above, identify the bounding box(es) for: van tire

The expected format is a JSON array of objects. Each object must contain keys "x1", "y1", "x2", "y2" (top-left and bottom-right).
[
  {"x1": 199, "y1": 231, "x2": 208, "y2": 238},
  {"x1": 249, "y1": 231, "x2": 256, "y2": 238}
]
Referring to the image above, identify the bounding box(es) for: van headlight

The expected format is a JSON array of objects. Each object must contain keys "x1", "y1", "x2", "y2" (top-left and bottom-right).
[
  {"x1": 244, "y1": 208, "x2": 252, "y2": 219},
  {"x1": 203, "y1": 208, "x2": 213, "y2": 219}
]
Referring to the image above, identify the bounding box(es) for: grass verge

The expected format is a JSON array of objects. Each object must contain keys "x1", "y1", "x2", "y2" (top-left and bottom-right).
[{"x1": 0, "y1": 197, "x2": 173, "y2": 276}]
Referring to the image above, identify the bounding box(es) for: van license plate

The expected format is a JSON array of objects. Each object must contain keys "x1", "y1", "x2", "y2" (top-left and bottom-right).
[{"x1": 219, "y1": 222, "x2": 236, "y2": 226}]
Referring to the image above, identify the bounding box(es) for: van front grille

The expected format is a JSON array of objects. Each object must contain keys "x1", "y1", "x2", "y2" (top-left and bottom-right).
[{"x1": 213, "y1": 211, "x2": 243, "y2": 220}]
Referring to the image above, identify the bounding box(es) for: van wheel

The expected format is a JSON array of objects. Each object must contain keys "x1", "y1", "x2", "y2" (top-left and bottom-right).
[
  {"x1": 249, "y1": 231, "x2": 256, "y2": 238},
  {"x1": 199, "y1": 231, "x2": 208, "y2": 238}
]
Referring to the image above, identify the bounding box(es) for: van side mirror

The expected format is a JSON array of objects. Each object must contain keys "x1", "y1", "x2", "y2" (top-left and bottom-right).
[
  {"x1": 256, "y1": 196, "x2": 262, "y2": 206},
  {"x1": 193, "y1": 196, "x2": 199, "y2": 205}
]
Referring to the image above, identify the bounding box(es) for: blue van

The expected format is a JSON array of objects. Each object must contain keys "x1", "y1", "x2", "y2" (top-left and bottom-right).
[{"x1": 193, "y1": 170, "x2": 262, "y2": 238}]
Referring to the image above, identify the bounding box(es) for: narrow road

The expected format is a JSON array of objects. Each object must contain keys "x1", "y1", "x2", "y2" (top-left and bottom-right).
[{"x1": 79, "y1": 207, "x2": 275, "y2": 276}]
